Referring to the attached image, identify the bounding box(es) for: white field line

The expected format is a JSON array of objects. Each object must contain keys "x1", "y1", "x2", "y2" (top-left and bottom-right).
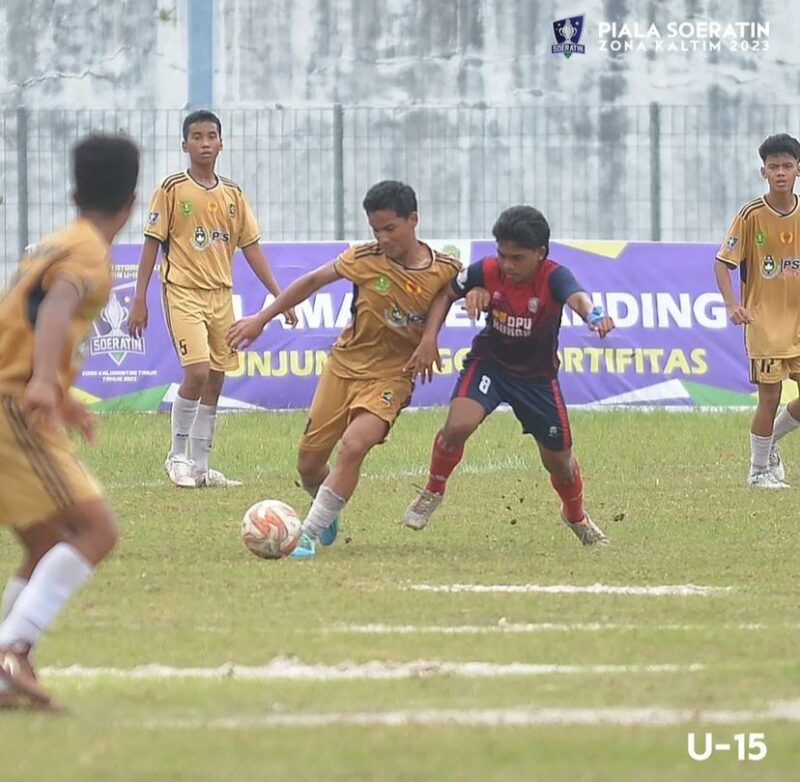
[
  {"x1": 40, "y1": 659, "x2": 704, "y2": 682},
  {"x1": 138, "y1": 700, "x2": 800, "y2": 730},
  {"x1": 333, "y1": 622, "x2": 787, "y2": 635},
  {"x1": 408, "y1": 584, "x2": 735, "y2": 596}
]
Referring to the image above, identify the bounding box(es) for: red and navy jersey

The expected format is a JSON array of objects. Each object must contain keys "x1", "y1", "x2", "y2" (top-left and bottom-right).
[{"x1": 452, "y1": 256, "x2": 584, "y2": 379}]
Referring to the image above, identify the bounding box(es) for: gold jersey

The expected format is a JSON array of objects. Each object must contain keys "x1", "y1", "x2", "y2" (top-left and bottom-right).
[
  {"x1": 329, "y1": 241, "x2": 461, "y2": 380},
  {"x1": 717, "y1": 195, "x2": 800, "y2": 358},
  {"x1": 145, "y1": 171, "x2": 260, "y2": 290},
  {"x1": 0, "y1": 218, "x2": 112, "y2": 397}
]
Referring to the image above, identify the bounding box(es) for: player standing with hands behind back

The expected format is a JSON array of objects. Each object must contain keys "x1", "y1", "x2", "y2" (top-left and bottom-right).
[
  {"x1": 715, "y1": 133, "x2": 800, "y2": 488},
  {"x1": 128, "y1": 110, "x2": 296, "y2": 488}
]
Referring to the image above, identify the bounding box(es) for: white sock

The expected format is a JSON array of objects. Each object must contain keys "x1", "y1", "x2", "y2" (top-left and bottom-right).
[
  {"x1": 302, "y1": 485, "x2": 346, "y2": 540},
  {"x1": 170, "y1": 394, "x2": 200, "y2": 460},
  {"x1": 772, "y1": 406, "x2": 800, "y2": 446},
  {"x1": 0, "y1": 543, "x2": 93, "y2": 649},
  {"x1": 1, "y1": 575, "x2": 27, "y2": 621},
  {"x1": 189, "y1": 404, "x2": 217, "y2": 473},
  {"x1": 750, "y1": 433, "x2": 773, "y2": 472}
]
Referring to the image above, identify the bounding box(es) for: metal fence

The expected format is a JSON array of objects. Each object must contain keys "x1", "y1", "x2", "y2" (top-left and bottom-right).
[{"x1": 2, "y1": 103, "x2": 800, "y2": 283}]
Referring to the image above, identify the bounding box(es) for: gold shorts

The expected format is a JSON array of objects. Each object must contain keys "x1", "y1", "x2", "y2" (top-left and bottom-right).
[
  {"x1": 0, "y1": 395, "x2": 103, "y2": 530},
  {"x1": 749, "y1": 356, "x2": 800, "y2": 385},
  {"x1": 299, "y1": 365, "x2": 413, "y2": 452},
  {"x1": 162, "y1": 284, "x2": 238, "y2": 372}
]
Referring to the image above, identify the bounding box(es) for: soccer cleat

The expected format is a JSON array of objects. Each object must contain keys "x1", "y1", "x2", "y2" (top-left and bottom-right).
[
  {"x1": 164, "y1": 456, "x2": 197, "y2": 488},
  {"x1": 289, "y1": 532, "x2": 317, "y2": 558},
  {"x1": 747, "y1": 469, "x2": 789, "y2": 489},
  {"x1": 562, "y1": 512, "x2": 610, "y2": 546},
  {"x1": 769, "y1": 449, "x2": 786, "y2": 483},
  {"x1": 0, "y1": 644, "x2": 54, "y2": 709},
  {"x1": 194, "y1": 467, "x2": 243, "y2": 488},
  {"x1": 404, "y1": 488, "x2": 444, "y2": 530},
  {"x1": 318, "y1": 515, "x2": 339, "y2": 546}
]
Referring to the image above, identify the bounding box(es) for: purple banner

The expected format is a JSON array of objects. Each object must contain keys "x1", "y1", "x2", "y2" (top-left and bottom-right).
[{"x1": 77, "y1": 241, "x2": 755, "y2": 411}]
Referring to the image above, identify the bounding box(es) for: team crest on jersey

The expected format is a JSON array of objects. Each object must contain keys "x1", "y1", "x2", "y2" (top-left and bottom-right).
[
  {"x1": 380, "y1": 390, "x2": 395, "y2": 406},
  {"x1": 780, "y1": 231, "x2": 794, "y2": 245},
  {"x1": 228, "y1": 203, "x2": 237, "y2": 217},
  {"x1": 373, "y1": 275, "x2": 391, "y2": 294},
  {"x1": 147, "y1": 211, "x2": 159, "y2": 225},
  {"x1": 192, "y1": 226, "x2": 210, "y2": 250},
  {"x1": 725, "y1": 236, "x2": 738, "y2": 251},
  {"x1": 755, "y1": 231, "x2": 767, "y2": 246},
  {"x1": 405, "y1": 280, "x2": 423, "y2": 295},
  {"x1": 208, "y1": 201, "x2": 219, "y2": 213},
  {"x1": 527, "y1": 297, "x2": 540, "y2": 313},
  {"x1": 385, "y1": 305, "x2": 408, "y2": 327},
  {"x1": 762, "y1": 255, "x2": 779, "y2": 279},
  {"x1": 90, "y1": 288, "x2": 146, "y2": 366},
  {"x1": 180, "y1": 201, "x2": 193, "y2": 215}
]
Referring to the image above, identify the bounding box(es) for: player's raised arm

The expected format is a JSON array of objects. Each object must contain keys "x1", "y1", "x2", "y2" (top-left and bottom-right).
[
  {"x1": 227, "y1": 260, "x2": 340, "y2": 349},
  {"x1": 240, "y1": 241, "x2": 298, "y2": 326},
  {"x1": 404, "y1": 282, "x2": 459, "y2": 383},
  {"x1": 565, "y1": 291, "x2": 615, "y2": 338},
  {"x1": 128, "y1": 235, "x2": 161, "y2": 338}
]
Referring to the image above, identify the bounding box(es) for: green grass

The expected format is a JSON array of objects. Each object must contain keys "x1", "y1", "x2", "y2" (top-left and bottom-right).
[{"x1": 1, "y1": 409, "x2": 799, "y2": 781}]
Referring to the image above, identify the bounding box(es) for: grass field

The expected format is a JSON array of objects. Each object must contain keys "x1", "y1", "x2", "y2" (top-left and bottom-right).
[{"x1": 1, "y1": 408, "x2": 799, "y2": 781}]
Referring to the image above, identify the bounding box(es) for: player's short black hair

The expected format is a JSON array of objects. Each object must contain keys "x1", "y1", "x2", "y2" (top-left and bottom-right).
[
  {"x1": 362, "y1": 181, "x2": 418, "y2": 218},
  {"x1": 758, "y1": 134, "x2": 800, "y2": 163},
  {"x1": 73, "y1": 134, "x2": 140, "y2": 213},
  {"x1": 182, "y1": 110, "x2": 222, "y2": 141},
  {"x1": 492, "y1": 206, "x2": 550, "y2": 254}
]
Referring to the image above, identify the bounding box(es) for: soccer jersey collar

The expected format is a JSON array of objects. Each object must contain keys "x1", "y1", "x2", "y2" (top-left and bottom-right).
[
  {"x1": 762, "y1": 193, "x2": 799, "y2": 218},
  {"x1": 186, "y1": 169, "x2": 220, "y2": 191}
]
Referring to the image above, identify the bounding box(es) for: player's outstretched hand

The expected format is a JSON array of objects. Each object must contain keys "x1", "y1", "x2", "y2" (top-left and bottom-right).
[
  {"x1": 61, "y1": 394, "x2": 98, "y2": 445},
  {"x1": 282, "y1": 306, "x2": 298, "y2": 327},
  {"x1": 22, "y1": 377, "x2": 62, "y2": 433},
  {"x1": 589, "y1": 315, "x2": 615, "y2": 338},
  {"x1": 463, "y1": 287, "x2": 490, "y2": 320},
  {"x1": 128, "y1": 297, "x2": 148, "y2": 338},
  {"x1": 227, "y1": 315, "x2": 265, "y2": 350},
  {"x1": 727, "y1": 305, "x2": 754, "y2": 326},
  {"x1": 405, "y1": 337, "x2": 442, "y2": 384}
]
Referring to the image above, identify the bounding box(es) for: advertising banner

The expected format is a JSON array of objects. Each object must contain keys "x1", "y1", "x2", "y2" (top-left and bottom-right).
[{"x1": 75, "y1": 240, "x2": 760, "y2": 411}]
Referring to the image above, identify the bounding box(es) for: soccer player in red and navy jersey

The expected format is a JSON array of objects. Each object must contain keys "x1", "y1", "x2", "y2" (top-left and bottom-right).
[{"x1": 403, "y1": 205, "x2": 615, "y2": 546}]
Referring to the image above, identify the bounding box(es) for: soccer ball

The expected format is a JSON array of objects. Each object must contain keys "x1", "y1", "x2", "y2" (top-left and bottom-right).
[{"x1": 241, "y1": 499, "x2": 302, "y2": 559}]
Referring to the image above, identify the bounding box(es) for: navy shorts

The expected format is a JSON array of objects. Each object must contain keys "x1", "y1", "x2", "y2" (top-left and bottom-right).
[{"x1": 451, "y1": 357, "x2": 572, "y2": 451}]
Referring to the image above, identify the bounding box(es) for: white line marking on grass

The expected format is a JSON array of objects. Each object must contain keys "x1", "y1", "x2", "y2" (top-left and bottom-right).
[
  {"x1": 139, "y1": 701, "x2": 800, "y2": 729},
  {"x1": 40, "y1": 659, "x2": 704, "y2": 682},
  {"x1": 334, "y1": 622, "x2": 776, "y2": 634},
  {"x1": 409, "y1": 584, "x2": 735, "y2": 596}
]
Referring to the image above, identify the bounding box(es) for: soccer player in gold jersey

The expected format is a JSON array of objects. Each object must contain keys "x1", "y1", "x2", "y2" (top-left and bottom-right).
[
  {"x1": 716, "y1": 133, "x2": 800, "y2": 488},
  {"x1": 228, "y1": 181, "x2": 460, "y2": 556},
  {"x1": 0, "y1": 134, "x2": 139, "y2": 709},
  {"x1": 128, "y1": 110, "x2": 295, "y2": 489}
]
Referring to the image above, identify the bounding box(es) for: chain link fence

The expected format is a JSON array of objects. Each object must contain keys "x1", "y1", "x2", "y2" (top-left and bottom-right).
[{"x1": 2, "y1": 104, "x2": 798, "y2": 284}]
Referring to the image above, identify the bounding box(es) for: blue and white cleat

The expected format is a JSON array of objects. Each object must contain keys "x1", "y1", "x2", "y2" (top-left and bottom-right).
[
  {"x1": 318, "y1": 516, "x2": 339, "y2": 546},
  {"x1": 289, "y1": 532, "x2": 317, "y2": 558}
]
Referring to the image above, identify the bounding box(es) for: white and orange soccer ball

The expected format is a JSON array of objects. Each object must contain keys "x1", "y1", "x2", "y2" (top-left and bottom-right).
[{"x1": 241, "y1": 499, "x2": 302, "y2": 559}]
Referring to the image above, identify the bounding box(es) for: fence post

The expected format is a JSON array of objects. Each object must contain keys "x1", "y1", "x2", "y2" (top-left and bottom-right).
[
  {"x1": 649, "y1": 102, "x2": 661, "y2": 241},
  {"x1": 16, "y1": 106, "x2": 29, "y2": 257},
  {"x1": 333, "y1": 103, "x2": 344, "y2": 240}
]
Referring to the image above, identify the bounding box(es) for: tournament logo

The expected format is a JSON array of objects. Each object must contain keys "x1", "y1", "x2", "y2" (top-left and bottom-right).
[
  {"x1": 725, "y1": 236, "x2": 738, "y2": 251},
  {"x1": 373, "y1": 274, "x2": 391, "y2": 294},
  {"x1": 90, "y1": 290, "x2": 146, "y2": 366},
  {"x1": 147, "y1": 211, "x2": 159, "y2": 225},
  {"x1": 762, "y1": 255, "x2": 779, "y2": 279},
  {"x1": 455, "y1": 268, "x2": 468, "y2": 289},
  {"x1": 552, "y1": 15, "x2": 586, "y2": 58},
  {"x1": 180, "y1": 201, "x2": 193, "y2": 215},
  {"x1": 755, "y1": 231, "x2": 767, "y2": 246}
]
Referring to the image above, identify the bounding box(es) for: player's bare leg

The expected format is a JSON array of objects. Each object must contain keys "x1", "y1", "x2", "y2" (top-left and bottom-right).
[
  {"x1": 191, "y1": 368, "x2": 241, "y2": 487},
  {"x1": 749, "y1": 382, "x2": 788, "y2": 488},
  {"x1": 0, "y1": 499, "x2": 117, "y2": 709},
  {"x1": 540, "y1": 446, "x2": 609, "y2": 546},
  {"x1": 295, "y1": 412, "x2": 388, "y2": 556},
  {"x1": 405, "y1": 398, "x2": 484, "y2": 530}
]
